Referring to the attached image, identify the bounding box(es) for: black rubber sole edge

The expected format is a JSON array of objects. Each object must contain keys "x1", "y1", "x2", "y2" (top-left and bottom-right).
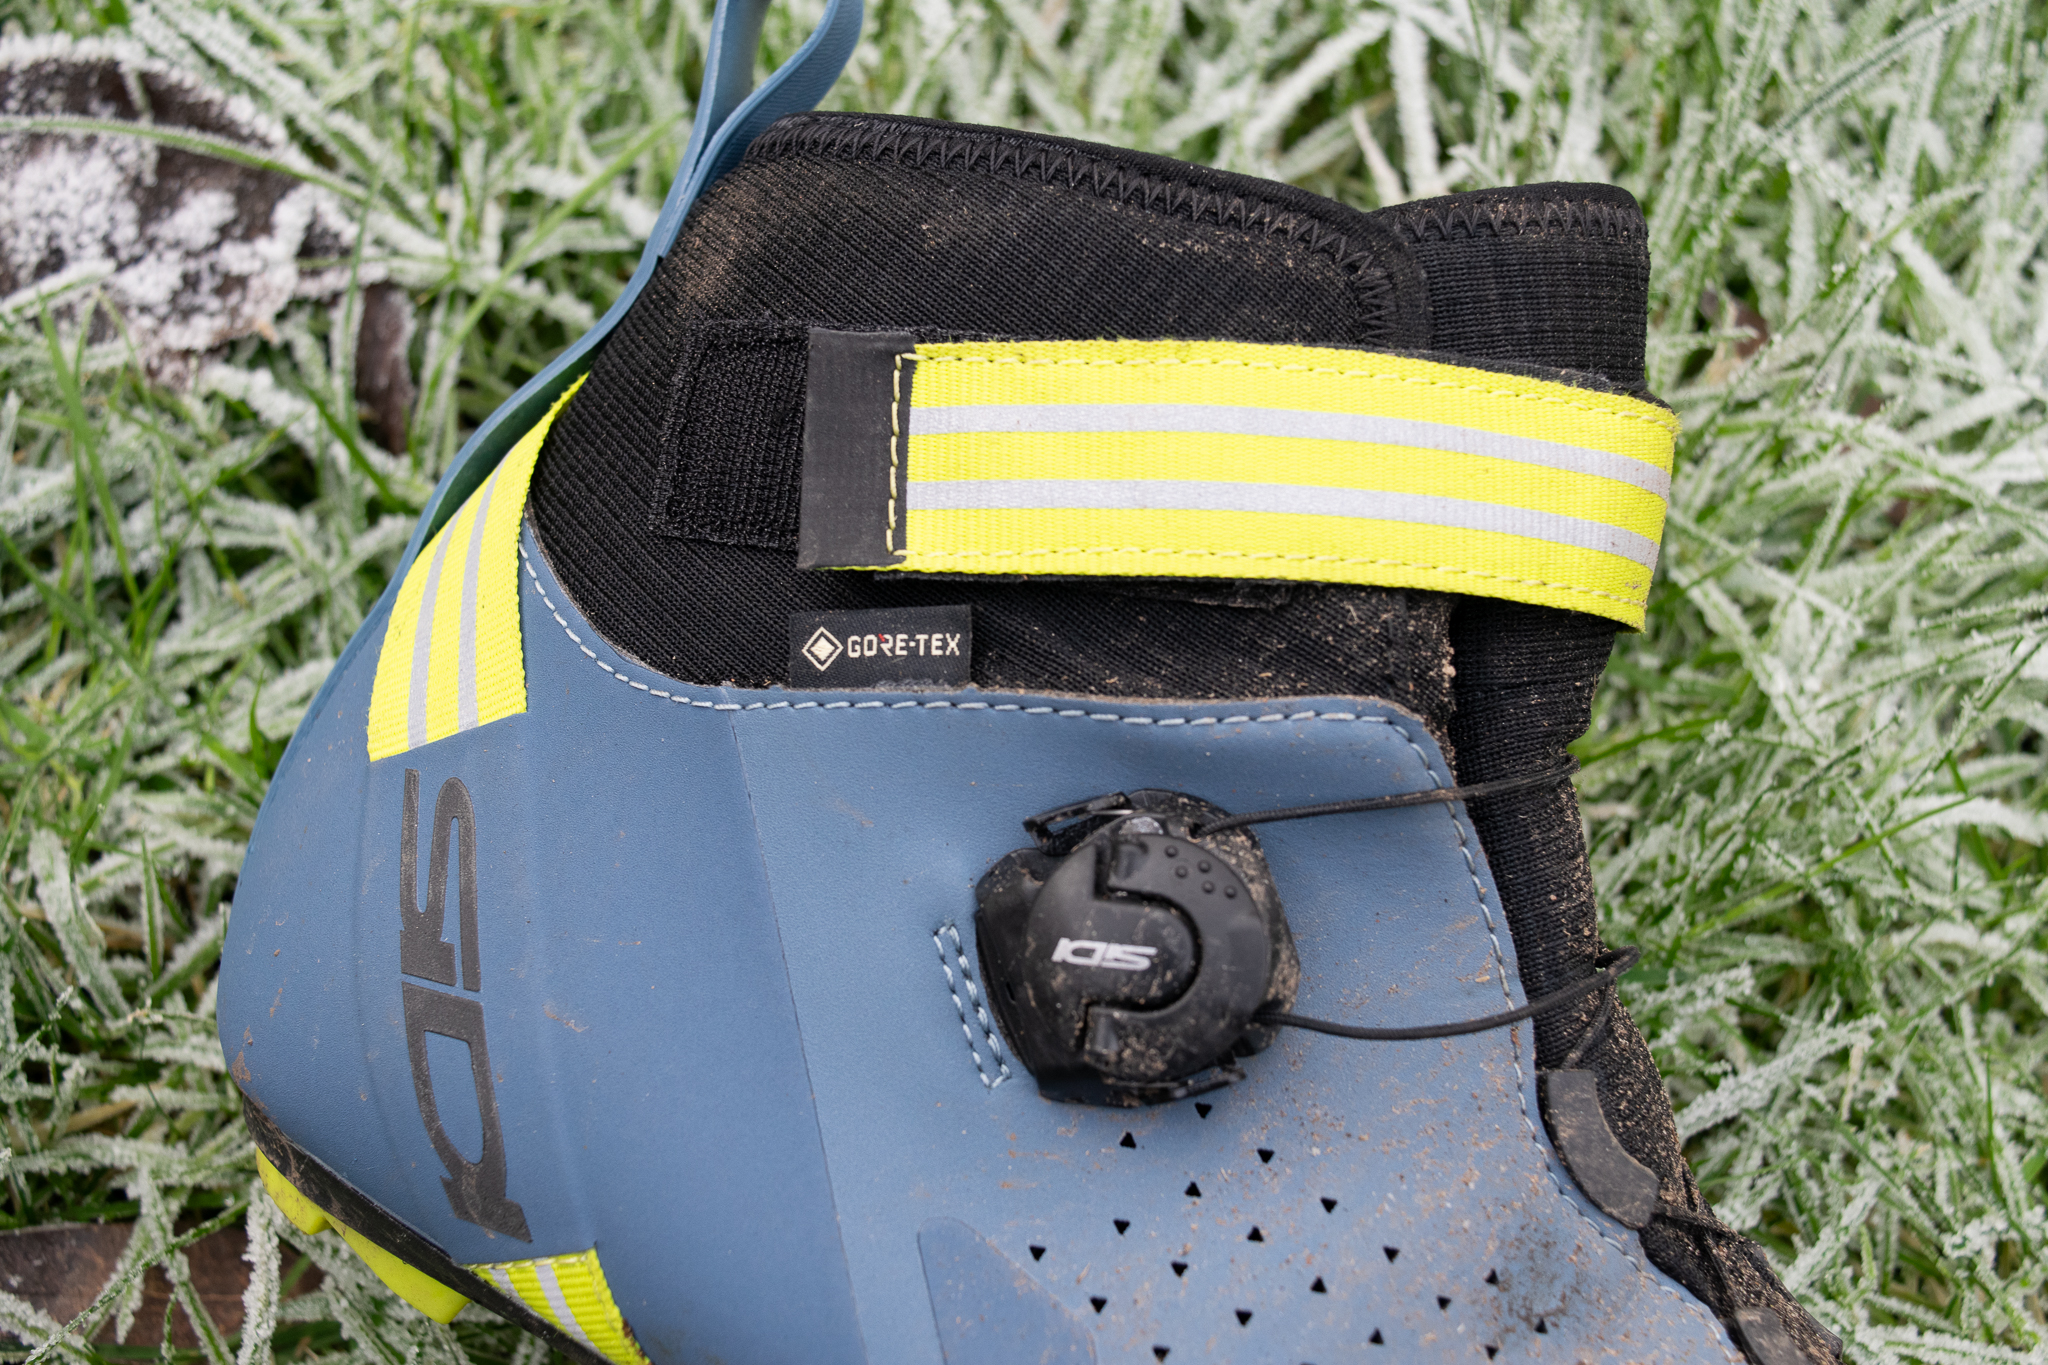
[{"x1": 239, "y1": 1092, "x2": 610, "y2": 1365}]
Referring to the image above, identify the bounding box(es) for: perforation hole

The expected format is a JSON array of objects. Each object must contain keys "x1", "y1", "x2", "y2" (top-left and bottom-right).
[
  {"x1": 1115, "y1": 1219, "x2": 1131, "y2": 1235},
  {"x1": 1029, "y1": 1245, "x2": 1045, "y2": 1261},
  {"x1": 1091, "y1": 1297, "x2": 1108, "y2": 1314},
  {"x1": 1383, "y1": 1246, "x2": 1400, "y2": 1262},
  {"x1": 1320, "y1": 1197, "x2": 1337, "y2": 1213},
  {"x1": 1246, "y1": 1226, "x2": 1265, "y2": 1242},
  {"x1": 1185, "y1": 1181, "x2": 1201, "y2": 1198},
  {"x1": 1195, "y1": 1103, "x2": 1213, "y2": 1118},
  {"x1": 1437, "y1": 1296, "x2": 1452, "y2": 1311},
  {"x1": 1534, "y1": 1318, "x2": 1548, "y2": 1335},
  {"x1": 1236, "y1": 1310, "x2": 1252, "y2": 1326},
  {"x1": 1369, "y1": 1330, "x2": 1384, "y2": 1345},
  {"x1": 1485, "y1": 1347, "x2": 1499, "y2": 1359},
  {"x1": 1310, "y1": 1277, "x2": 1327, "y2": 1294},
  {"x1": 1121, "y1": 1132, "x2": 1138, "y2": 1149},
  {"x1": 1152, "y1": 1347, "x2": 1170, "y2": 1361},
  {"x1": 1172, "y1": 1261, "x2": 1188, "y2": 1277},
  {"x1": 1485, "y1": 1268, "x2": 1498, "y2": 1285}
]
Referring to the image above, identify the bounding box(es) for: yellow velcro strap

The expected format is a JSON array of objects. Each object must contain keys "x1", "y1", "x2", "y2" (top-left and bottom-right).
[
  {"x1": 469, "y1": 1248, "x2": 649, "y2": 1365},
  {"x1": 797, "y1": 336, "x2": 1678, "y2": 628},
  {"x1": 367, "y1": 378, "x2": 584, "y2": 760}
]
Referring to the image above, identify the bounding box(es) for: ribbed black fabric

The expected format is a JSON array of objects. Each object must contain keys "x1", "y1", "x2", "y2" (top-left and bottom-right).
[
  {"x1": 1376, "y1": 183, "x2": 1652, "y2": 394},
  {"x1": 743, "y1": 114, "x2": 1428, "y2": 342},
  {"x1": 527, "y1": 110, "x2": 1832, "y2": 1362},
  {"x1": 1409, "y1": 184, "x2": 1837, "y2": 1362}
]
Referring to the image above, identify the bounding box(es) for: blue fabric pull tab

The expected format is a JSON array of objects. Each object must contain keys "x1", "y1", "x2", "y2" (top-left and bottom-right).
[{"x1": 394, "y1": 0, "x2": 863, "y2": 575}]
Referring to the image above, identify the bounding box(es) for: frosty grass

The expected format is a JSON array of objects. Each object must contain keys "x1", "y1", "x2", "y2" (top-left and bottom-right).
[{"x1": 0, "y1": 0, "x2": 2043, "y2": 1359}]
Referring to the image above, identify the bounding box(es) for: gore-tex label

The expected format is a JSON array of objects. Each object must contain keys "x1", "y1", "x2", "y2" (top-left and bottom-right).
[{"x1": 788, "y1": 605, "x2": 972, "y2": 688}]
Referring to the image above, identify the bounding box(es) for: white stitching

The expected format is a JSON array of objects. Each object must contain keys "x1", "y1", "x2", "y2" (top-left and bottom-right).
[
  {"x1": 933, "y1": 923, "x2": 1011, "y2": 1089},
  {"x1": 889, "y1": 353, "x2": 906, "y2": 553},
  {"x1": 517, "y1": 534, "x2": 1736, "y2": 1355},
  {"x1": 520, "y1": 550, "x2": 1410, "y2": 733}
]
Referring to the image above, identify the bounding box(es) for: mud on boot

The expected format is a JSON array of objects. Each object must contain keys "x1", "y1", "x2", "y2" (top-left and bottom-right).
[{"x1": 218, "y1": 3, "x2": 1841, "y2": 1361}]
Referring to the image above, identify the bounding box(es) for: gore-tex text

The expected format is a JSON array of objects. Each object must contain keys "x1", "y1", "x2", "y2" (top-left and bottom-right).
[
  {"x1": 786, "y1": 605, "x2": 973, "y2": 688},
  {"x1": 847, "y1": 631, "x2": 962, "y2": 659}
]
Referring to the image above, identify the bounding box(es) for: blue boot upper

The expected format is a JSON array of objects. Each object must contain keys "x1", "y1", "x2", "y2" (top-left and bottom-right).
[{"x1": 221, "y1": 519, "x2": 1739, "y2": 1365}]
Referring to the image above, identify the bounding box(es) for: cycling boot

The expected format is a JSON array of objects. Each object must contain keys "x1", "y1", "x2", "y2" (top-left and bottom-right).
[{"x1": 218, "y1": 57, "x2": 1841, "y2": 1365}]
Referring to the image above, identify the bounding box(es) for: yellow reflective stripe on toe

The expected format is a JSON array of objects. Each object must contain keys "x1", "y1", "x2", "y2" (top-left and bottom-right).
[
  {"x1": 469, "y1": 1248, "x2": 648, "y2": 1365},
  {"x1": 797, "y1": 336, "x2": 1678, "y2": 628},
  {"x1": 367, "y1": 377, "x2": 585, "y2": 760}
]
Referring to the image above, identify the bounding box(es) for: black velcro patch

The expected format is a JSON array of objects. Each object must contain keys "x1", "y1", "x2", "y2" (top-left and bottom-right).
[
  {"x1": 789, "y1": 606, "x2": 971, "y2": 688},
  {"x1": 653, "y1": 322, "x2": 810, "y2": 548}
]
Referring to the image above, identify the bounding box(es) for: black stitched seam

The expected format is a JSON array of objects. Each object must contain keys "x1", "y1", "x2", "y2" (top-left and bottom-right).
[
  {"x1": 742, "y1": 114, "x2": 1401, "y2": 311},
  {"x1": 1379, "y1": 193, "x2": 1645, "y2": 246}
]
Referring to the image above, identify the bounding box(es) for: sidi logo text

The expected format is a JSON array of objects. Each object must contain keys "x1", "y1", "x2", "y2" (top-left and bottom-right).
[
  {"x1": 1051, "y1": 937, "x2": 1159, "y2": 971},
  {"x1": 398, "y1": 771, "x2": 530, "y2": 1241}
]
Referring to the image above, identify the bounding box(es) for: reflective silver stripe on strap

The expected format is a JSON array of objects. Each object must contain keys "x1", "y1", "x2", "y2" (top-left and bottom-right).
[
  {"x1": 910, "y1": 403, "x2": 1672, "y2": 498},
  {"x1": 906, "y1": 479, "x2": 1662, "y2": 570}
]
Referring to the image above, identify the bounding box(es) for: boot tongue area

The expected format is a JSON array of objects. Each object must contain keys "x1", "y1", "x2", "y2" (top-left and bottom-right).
[
  {"x1": 613, "y1": 109, "x2": 1438, "y2": 574},
  {"x1": 698, "y1": 111, "x2": 1430, "y2": 347},
  {"x1": 525, "y1": 111, "x2": 1659, "y2": 724},
  {"x1": 528, "y1": 109, "x2": 1464, "y2": 711}
]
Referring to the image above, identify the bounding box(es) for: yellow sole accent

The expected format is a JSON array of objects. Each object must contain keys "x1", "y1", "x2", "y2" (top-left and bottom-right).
[
  {"x1": 338, "y1": 1224, "x2": 471, "y2": 1323},
  {"x1": 256, "y1": 1152, "x2": 472, "y2": 1324},
  {"x1": 257, "y1": 1152, "x2": 330, "y2": 1236}
]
